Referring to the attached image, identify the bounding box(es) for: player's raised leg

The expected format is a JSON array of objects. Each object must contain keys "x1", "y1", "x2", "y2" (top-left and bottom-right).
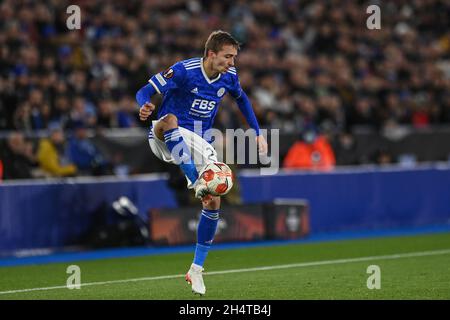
[
  {"x1": 153, "y1": 113, "x2": 208, "y2": 196},
  {"x1": 186, "y1": 195, "x2": 220, "y2": 295}
]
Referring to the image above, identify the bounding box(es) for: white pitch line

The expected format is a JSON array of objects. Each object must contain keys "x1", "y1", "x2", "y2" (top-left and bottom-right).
[
  {"x1": 0, "y1": 274, "x2": 185, "y2": 295},
  {"x1": 1, "y1": 248, "x2": 449, "y2": 296}
]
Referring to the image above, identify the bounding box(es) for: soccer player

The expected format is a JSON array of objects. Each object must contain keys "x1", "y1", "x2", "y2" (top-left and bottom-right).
[{"x1": 136, "y1": 30, "x2": 267, "y2": 295}]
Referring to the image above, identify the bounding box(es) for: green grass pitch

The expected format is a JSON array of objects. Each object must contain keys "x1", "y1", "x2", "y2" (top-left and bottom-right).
[{"x1": 0, "y1": 232, "x2": 449, "y2": 299}]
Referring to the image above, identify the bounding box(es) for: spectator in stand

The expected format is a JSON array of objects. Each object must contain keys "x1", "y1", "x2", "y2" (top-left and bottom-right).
[
  {"x1": 96, "y1": 99, "x2": 117, "y2": 128},
  {"x1": 0, "y1": 131, "x2": 36, "y2": 179},
  {"x1": 283, "y1": 125, "x2": 336, "y2": 171},
  {"x1": 68, "y1": 96, "x2": 97, "y2": 129},
  {"x1": 36, "y1": 124, "x2": 77, "y2": 177},
  {"x1": 116, "y1": 95, "x2": 139, "y2": 128},
  {"x1": 332, "y1": 131, "x2": 361, "y2": 166},
  {"x1": 373, "y1": 148, "x2": 393, "y2": 165},
  {"x1": 66, "y1": 120, "x2": 111, "y2": 176}
]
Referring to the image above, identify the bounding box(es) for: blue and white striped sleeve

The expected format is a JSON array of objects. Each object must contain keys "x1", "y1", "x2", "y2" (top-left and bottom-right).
[{"x1": 148, "y1": 61, "x2": 187, "y2": 94}]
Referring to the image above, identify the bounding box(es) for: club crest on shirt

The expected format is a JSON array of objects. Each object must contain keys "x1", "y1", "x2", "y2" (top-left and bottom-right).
[
  {"x1": 217, "y1": 87, "x2": 225, "y2": 97},
  {"x1": 163, "y1": 68, "x2": 174, "y2": 79}
]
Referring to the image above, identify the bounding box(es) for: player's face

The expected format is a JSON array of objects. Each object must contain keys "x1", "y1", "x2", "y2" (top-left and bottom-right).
[{"x1": 211, "y1": 45, "x2": 238, "y2": 74}]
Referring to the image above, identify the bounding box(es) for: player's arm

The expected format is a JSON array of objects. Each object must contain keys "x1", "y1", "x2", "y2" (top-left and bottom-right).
[
  {"x1": 136, "y1": 62, "x2": 187, "y2": 121},
  {"x1": 136, "y1": 84, "x2": 156, "y2": 121},
  {"x1": 234, "y1": 90, "x2": 268, "y2": 155}
]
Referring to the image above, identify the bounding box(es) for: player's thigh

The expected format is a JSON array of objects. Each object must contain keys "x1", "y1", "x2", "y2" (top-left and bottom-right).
[
  {"x1": 178, "y1": 127, "x2": 218, "y2": 171},
  {"x1": 148, "y1": 124, "x2": 219, "y2": 171}
]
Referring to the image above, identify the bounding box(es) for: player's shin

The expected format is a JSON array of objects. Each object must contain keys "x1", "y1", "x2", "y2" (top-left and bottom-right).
[
  {"x1": 163, "y1": 128, "x2": 199, "y2": 184},
  {"x1": 193, "y1": 209, "x2": 219, "y2": 267}
]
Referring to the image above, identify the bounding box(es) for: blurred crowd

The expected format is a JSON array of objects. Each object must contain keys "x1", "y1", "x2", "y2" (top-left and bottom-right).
[{"x1": 1, "y1": 0, "x2": 450, "y2": 179}]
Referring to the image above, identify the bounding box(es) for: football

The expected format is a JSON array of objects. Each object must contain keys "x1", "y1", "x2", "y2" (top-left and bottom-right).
[{"x1": 199, "y1": 162, "x2": 234, "y2": 196}]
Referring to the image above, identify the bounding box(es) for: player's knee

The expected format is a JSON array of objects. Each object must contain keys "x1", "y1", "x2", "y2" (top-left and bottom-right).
[
  {"x1": 204, "y1": 196, "x2": 220, "y2": 210},
  {"x1": 161, "y1": 113, "x2": 178, "y2": 129},
  {"x1": 154, "y1": 114, "x2": 178, "y2": 140}
]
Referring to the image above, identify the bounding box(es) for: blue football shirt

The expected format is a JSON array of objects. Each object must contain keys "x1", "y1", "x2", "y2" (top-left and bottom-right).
[{"x1": 148, "y1": 57, "x2": 242, "y2": 134}]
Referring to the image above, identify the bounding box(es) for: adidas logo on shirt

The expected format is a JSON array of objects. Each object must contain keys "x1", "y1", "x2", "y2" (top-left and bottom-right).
[{"x1": 191, "y1": 87, "x2": 198, "y2": 94}]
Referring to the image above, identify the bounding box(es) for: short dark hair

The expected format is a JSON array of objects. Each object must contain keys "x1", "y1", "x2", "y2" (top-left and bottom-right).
[{"x1": 204, "y1": 30, "x2": 240, "y2": 57}]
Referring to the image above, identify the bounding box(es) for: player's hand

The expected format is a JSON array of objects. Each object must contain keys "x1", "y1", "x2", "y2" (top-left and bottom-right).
[
  {"x1": 256, "y1": 135, "x2": 268, "y2": 156},
  {"x1": 139, "y1": 102, "x2": 155, "y2": 121}
]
